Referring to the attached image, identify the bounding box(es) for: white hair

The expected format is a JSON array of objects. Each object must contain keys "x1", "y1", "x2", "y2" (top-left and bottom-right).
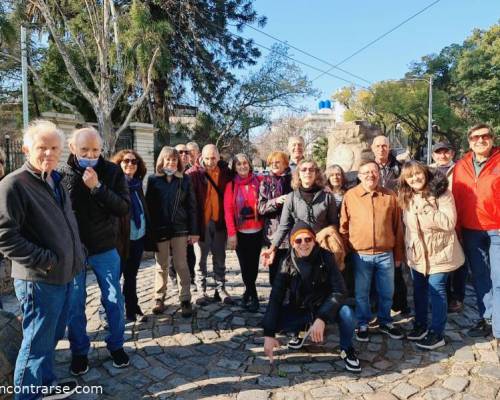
[
  {"x1": 23, "y1": 119, "x2": 65, "y2": 149},
  {"x1": 186, "y1": 141, "x2": 200, "y2": 151},
  {"x1": 201, "y1": 143, "x2": 220, "y2": 157},
  {"x1": 69, "y1": 126, "x2": 103, "y2": 146}
]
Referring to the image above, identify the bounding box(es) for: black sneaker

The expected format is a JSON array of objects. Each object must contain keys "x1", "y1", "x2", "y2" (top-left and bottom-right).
[
  {"x1": 416, "y1": 331, "x2": 445, "y2": 350},
  {"x1": 240, "y1": 291, "x2": 250, "y2": 308},
  {"x1": 110, "y1": 348, "x2": 130, "y2": 368},
  {"x1": 43, "y1": 379, "x2": 78, "y2": 399},
  {"x1": 70, "y1": 354, "x2": 89, "y2": 376},
  {"x1": 181, "y1": 300, "x2": 193, "y2": 318},
  {"x1": 247, "y1": 296, "x2": 260, "y2": 313},
  {"x1": 379, "y1": 324, "x2": 404, "y2": 339},
  {"x1": 467, "y1": 319, "x2": 492, "y2": 337},
  {"x1": 287, "y1": 326, "x2": 311, "y2": 350},
  {"x1": 355, "y1": 326, "x2": 369, "y2": 342},
  {"x1": 406, "y1": 325, "x2": 428, "y2": 341},
  {"x1": 340, "y1": 347, "x2": 361, "y2": 373}
]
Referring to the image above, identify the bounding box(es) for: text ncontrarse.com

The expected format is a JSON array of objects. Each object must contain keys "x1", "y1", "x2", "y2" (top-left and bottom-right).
[{"x1": 0, "y1": 384, "x2": 103, "y2": 395}]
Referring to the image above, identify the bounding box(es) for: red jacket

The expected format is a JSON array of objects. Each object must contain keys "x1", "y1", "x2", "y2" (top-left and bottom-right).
[
  {"x1": 224, "y1": 173, "x2": 263, "y2": 237},
  {"x1": 452, "y1": 147, "x2": 500, "y2": 231}
]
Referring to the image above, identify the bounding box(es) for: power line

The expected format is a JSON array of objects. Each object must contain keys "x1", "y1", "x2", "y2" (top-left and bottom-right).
[
  {"x1": 312, "y1": 0, "x2": 443, "y2": 81},
  {"x1": 241, "y1": 22, "x2": 372, "y2": 85}
]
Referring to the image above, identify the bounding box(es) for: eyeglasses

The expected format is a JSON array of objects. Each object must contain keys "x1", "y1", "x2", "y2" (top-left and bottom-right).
[
  {"x1": 178, "y1": 150, "x2": 189, "y2": 154},
  {"x1": 359, "y1": 171, "x2": 378, "y2": 176},
  {"x1": 294, "y1": 237, "x2": 314, "y2": 244},
  {"x1": 469, "y1": 134, "x2": 492, "y2": 142},
  {"x1": 0, "y1": 160, "x2": 4, "y2": 165},
  {"x1": 299, "y1": 167, "x2": 316, "y2": 173},
  {"x1": 122, "y1": 159, "x2": 138, "y2": 165}
]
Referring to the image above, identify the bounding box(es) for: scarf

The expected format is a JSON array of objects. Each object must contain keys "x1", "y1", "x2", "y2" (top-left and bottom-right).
[
  {"x1": 127, "y1": 177, "x2": 143, "y2": 229},
  {"x1": 234, "y1": 173, "x2": 259, "y2": 226}
]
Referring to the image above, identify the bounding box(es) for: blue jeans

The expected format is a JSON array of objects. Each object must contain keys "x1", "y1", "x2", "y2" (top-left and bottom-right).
[
  {"x1": 277, "y1": 304, "x2": 356, "y2": 350},
  {"x1": 13, "y1": 279, "x2": 73, "y2": 400},
  {"x1": 68, "y1": 248, "x2": 125, "y2": 355},
  {"x1": 353, "y1": 251, "x2": 394, "y2": 327},
  {"x1": 411, "y1": 270, "x2": 448, "y2": 336},
  {"x1": 462, "y1": 229, "x2": 500, "y2": 337}
]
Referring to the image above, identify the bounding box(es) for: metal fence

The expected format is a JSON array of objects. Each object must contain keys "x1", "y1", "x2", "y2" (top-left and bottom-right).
[{"x1": 0, "y1": 136, "x2": 25, "y2": 173}]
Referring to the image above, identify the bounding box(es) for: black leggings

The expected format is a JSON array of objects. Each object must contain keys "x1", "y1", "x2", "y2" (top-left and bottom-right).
[
  {"x1": 121, "y1": 237, "x2": 145, "y2": 316},
  {"x1": 236, "y1": 231, "x2": 263, "y2": 297}
]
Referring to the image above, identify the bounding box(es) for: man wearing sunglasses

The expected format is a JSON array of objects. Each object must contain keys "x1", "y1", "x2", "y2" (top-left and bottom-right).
[
  {"x1": 452, "y1": 123, "x2": 499, "y2": 340},
  {"x1": 262, "y1": 220, "x2": 360, "y2": 372}
]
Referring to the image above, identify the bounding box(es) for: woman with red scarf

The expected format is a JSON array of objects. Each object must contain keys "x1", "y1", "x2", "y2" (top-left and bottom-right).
[{"x1": 224, "y1": 153, "x2": 264, "y2": 312}]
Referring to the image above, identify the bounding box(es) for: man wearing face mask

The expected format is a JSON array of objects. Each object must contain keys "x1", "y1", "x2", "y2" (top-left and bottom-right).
[{"x1": 59, "y1": 127, "x2": 130, "y2": 376}]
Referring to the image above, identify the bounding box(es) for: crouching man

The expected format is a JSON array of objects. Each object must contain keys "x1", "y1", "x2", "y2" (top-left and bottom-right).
[
  {"x1": 262, "y1": 221, "x2": 361, "y2": 372},
  {"x1": 0, "y1": 120, "x2": 86, "y2": 399}
]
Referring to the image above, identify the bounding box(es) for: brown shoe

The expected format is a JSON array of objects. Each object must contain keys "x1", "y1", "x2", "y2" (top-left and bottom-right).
[
  {"x1": 181, "y1": 301, "x2": 193, "y2": 318},
  {"x1": 152, "y1": 300, "x2": 165, "y2": 315}
]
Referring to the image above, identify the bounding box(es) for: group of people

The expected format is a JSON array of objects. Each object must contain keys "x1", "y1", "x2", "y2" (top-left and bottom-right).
[{"x1": 0, "y1": 119, "x2": 498, "y2": 399}]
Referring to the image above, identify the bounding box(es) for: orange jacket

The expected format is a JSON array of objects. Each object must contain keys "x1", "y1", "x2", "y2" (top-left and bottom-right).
[{"x1": 452, "y1": 147, "x2": 500, "y2": 231}]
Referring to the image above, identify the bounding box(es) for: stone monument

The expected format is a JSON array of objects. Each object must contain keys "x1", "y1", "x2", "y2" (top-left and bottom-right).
[
  {"x1": 0, "y1": 310, "x2": 22, "y2": 391},
  {"x1": 326, "y1": 120, "x2": 381, "y2": 172}
]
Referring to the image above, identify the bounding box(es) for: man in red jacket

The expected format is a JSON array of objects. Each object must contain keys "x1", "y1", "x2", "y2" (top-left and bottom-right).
[{"x1": 452, "y1": 123, "x2": 499, "y2": 339}]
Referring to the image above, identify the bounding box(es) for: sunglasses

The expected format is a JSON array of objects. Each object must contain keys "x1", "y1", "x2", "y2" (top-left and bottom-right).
[
  {"x1": 469, "y1": 134, "x2": 492, "y2": 142},
  {"x1": 178, "y1": 150, "x2": 189, "y2": 154},
  {"x1": 122, "y1": 159, "x2": 138, "y2": 165},
  {"x1": 299, "y1": 167, "x2": 316, "y2": 173},
  {"x1": 294, "y1": 237, "x2": 314, "y2": 244}
]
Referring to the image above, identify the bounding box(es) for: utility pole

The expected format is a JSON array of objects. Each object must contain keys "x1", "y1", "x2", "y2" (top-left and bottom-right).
[
  {"x1": 21, "y1": 25, "x2": 29, "y2": 129},
  {"x1": 426, "y1": 76, "x2": 433, "y2": 165}
]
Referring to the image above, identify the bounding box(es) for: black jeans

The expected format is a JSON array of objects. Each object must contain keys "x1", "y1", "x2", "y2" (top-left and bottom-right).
[
  {"x1": 121, "y1": 237, "x2": 145, "y2": 316},
  {"x1": 446, "y1": 262, "x2": 468, "y2": 303},
  {"x1": 268, "y1": 248, "x2": 288, "y2": 286},
  {"x1": 236, "y1": 231, "x2": 263, "y2": 297}
]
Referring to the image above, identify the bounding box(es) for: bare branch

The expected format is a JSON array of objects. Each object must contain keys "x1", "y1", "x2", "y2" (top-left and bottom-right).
[
  {"x1": 34, "y1": 0, "x2": 98, "y2": 110},
  {"x1": 1, "y1": 50, "x2": 85, "y2": 120},
  {"x1": 115, "y1": 47, "x2": 160, "y2": 138}
]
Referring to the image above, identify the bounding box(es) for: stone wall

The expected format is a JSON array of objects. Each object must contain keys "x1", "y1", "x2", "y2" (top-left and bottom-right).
[
  {"x1": 0, "y1": 310, "x2": 22, "y2": 390},
  {"x1": 326, "y1": 120, "x2": 381, "y2": 172}
]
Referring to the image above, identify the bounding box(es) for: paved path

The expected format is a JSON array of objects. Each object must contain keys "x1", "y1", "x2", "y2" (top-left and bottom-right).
[{"x1": 7, "y1": 252, "x2": 500, "y2": 399}]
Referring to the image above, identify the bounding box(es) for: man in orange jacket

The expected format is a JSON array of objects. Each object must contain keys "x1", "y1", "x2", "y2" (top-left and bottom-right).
[{"x1": 452, "y1": 123, "x2": 499, "y2": 339}]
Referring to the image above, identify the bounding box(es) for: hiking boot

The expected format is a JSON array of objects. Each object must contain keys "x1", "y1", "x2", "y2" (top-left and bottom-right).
[
  {"x1": 467, "y1": 319, "x2": 492, "y2": 338},
  {"x1": 152, "y1": 300, "x2": 165, "y2": 315},
  {"x1": 195, "y1": 291, "x2": 211, "y2": 306},
  {"x1": 240, "y1": 291, "x2": 250, "y2": 308},
  {"x1": 181, "y1": 300, "x2": 193, "y2": 318},
  {"x1": 340, "y1": 347, "x2": 361, "y2": 373},
  {"x1": 43, "y1": 379, "x2": 78, "y2": 399},
  {"x1": 110, "y1": 348, "x2": 130, "y2": 368},
  {"x1": 379, "y1": 324, "x2": 404, "y2": 340},
  {"x1": 70, "y1": 355, "x2": 89, "y2": 376},
  {"x1": 216, "y1": 288, "x2": 234, "y2": 305},
  {"x1": 416, "y1": 331, "x2": 446, "y2": 350},
  {"x1": 355, "y1": 326, "x2": 369, "y2": 342},
  {"x1": 406, "y1": 324, "x2": 428, "y2": 341}
]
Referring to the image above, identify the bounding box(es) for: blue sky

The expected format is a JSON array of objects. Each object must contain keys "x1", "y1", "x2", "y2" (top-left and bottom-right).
[{"x1": 246, "y1": 0, "x2": 500, "y2": 111}]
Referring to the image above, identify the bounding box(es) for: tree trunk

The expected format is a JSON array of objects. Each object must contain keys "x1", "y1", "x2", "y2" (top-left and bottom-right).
[{"x1": 97, "y1": 112, "x2": 116, "y2": 157}]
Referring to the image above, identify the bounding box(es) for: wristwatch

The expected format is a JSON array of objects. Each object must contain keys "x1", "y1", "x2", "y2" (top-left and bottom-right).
[{"x1": 91, "y1": 181, "x2": 102, "y2": 194}]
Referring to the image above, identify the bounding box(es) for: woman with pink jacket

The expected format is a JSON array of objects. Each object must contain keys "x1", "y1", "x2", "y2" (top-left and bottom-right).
[{"x1": 224, "y1": 153, "x2": 264, "y2": 312}]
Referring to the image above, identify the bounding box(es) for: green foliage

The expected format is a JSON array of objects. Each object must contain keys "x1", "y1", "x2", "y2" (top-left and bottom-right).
[{"x1": 312, "y1": 136, "x2": 328, "y2": 170}]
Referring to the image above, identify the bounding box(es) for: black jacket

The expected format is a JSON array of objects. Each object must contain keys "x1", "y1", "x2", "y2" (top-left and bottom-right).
[
  {"x1": 0, "y1": 162, "x2": 85, "y2": 285},
  {"x1": 59, "y1": 155, "x2": 130, "y2": 255},
  {"x1": 262, "y1": 246, "x2": 347, "y2": 337},
  {"x1": 144, "y1": 172, "x2": 198, "y2": 249}
]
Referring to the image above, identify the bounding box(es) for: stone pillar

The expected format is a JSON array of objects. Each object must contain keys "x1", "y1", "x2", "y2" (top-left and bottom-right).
[
  {"x1": 326, "y1": 121, "x2": 381, "y2": 172},
  {"x1": 41, "y1": 112, "x2": 84, "y2": 165},
  {"x1": 129, "y1": 122, "x2": 157, "y2": 178},
  {"x1": 0, "y1": 310, "x2": 22, "y2": 389}
]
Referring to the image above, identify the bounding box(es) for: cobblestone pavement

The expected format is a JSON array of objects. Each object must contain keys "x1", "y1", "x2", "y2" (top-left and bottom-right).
[{"x1": 6, "y1": 252, "x2": 500, "y2": 399}]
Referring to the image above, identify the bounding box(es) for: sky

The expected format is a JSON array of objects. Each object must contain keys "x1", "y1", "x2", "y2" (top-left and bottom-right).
[{"x1": 245, "y1": 0, "x2": 500, "y2": 113}]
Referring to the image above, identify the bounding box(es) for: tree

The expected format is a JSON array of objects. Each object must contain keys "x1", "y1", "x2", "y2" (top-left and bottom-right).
[
  {"x1": 312, "y1": 136, "x2": 328, "y2": 169},
  {"x1": 454, "y1": 24, "x2": 500, "y2": 133},
  {"x1": 2, "y1": 0, "x2": 160, "y2": 154}
]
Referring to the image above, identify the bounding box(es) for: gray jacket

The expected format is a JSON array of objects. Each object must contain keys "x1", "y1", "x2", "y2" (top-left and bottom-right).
[
  {"x1": 0, "y1": 162, "x2": 85, "y2": 285},
  {"x1": 272, "y1": 188, "x2": 339, "y2": 248}
]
